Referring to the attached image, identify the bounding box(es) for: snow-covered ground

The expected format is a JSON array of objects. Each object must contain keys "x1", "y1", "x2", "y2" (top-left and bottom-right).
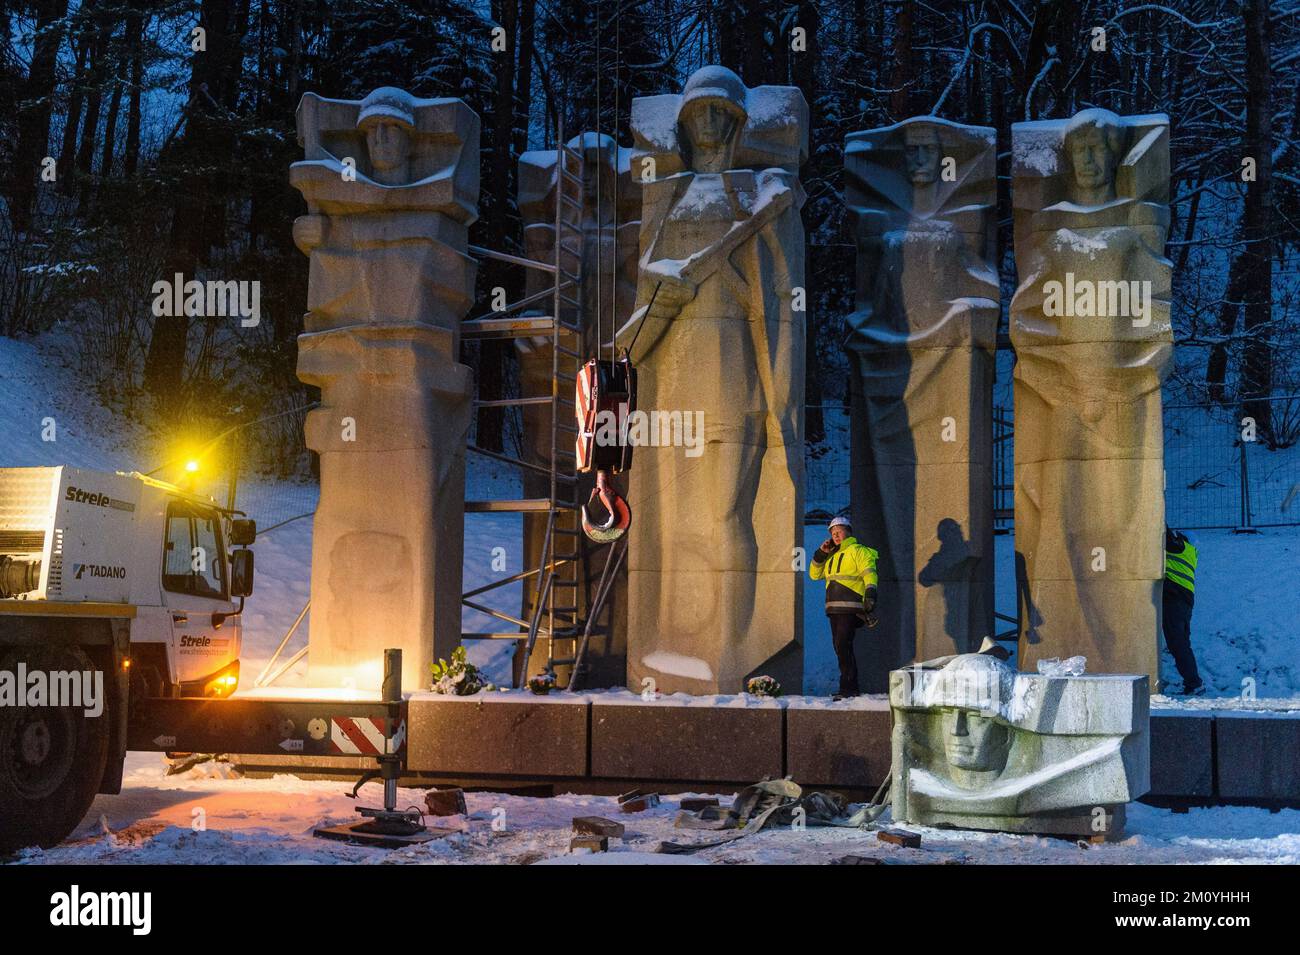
[{"x1": 4, "y1": 751, "x2": 1295, "y2": 865}]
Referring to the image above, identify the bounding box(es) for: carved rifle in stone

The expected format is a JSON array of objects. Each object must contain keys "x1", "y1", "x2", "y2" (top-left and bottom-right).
[{"x1": 617, "y1": 175, "x2": 795, "y2": 344}]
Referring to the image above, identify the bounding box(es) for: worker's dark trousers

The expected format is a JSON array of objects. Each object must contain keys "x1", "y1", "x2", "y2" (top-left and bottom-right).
[
  {"x1": 828, "y1": 613, "x2": 861, "y2": 697},
  {"x1": 1162, "y1": 592, "x2": 1201, "y2": 688}
]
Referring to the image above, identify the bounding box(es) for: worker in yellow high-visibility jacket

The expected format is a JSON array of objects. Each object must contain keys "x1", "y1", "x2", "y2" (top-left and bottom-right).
[
  {"x1": 1163, "y1": 525, "x2": 1202, "y2": 695},
  {"x1": 809, "y1": 516, "x2": 879, "y2": 699}
]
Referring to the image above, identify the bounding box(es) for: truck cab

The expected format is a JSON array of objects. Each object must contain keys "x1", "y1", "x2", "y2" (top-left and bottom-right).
[{"x1": 0, "y1": 466, "x2": 254, "y2": 853}]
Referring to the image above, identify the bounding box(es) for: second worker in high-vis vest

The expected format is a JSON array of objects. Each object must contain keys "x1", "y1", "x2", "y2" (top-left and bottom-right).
[
  {"x1": 810, "y1": 516, "x2": 879, "y2": 700},
  {"x1": 1163, "y1": 526, "x2": 1203, "y2": 695}
]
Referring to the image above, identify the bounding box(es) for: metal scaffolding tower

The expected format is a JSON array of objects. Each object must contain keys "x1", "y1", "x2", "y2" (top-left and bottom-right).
[{"x1": 460, "y1": 118, "x2": 592, "y2": 686}]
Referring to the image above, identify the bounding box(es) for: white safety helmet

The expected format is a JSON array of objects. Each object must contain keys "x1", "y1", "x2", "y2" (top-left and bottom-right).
[{"x1": 828, "y1": 516, "x2": 852, "y2": 532}]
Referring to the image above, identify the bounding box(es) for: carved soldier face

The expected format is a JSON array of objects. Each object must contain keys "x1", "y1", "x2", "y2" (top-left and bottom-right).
[
  {"x1": 366, "y1": 120, "x2": 412, "y2": 183},
  {"x1": 942, "y1": 707, "x2": 1011, "y2": 772},
  {"x1": 904, "y1": 126, "x2": 943, "y2": 185},
  {"x1": 1066, "y1": 122, "x2": 1122, "y2": 204},
  {"x1": 680, "y1": 100, "x2": 743, "y2": 171}
]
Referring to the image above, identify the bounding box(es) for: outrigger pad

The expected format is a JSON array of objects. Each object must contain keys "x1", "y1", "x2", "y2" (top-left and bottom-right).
[
  {"x1": 313, "y1": 808, "x2": 452, "y2": 849},
  {"x1": 313, "y1": 820, "x2": 451, "y2": 850}
]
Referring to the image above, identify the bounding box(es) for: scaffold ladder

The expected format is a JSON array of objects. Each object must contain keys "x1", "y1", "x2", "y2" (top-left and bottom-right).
[{"x1": 461, "y1": 117, "x2": 589, "y2": 685}]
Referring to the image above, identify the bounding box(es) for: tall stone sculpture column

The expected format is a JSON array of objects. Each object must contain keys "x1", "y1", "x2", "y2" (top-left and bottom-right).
[
  {"x1": 845, "y1": 118, "x2": 998, "y2": 692},
  {"x1": 624, "y1": 66, "x2": 808, "y2": 694},
  {"x1": 291, "y1": 88, "x2": 479, "y2": 692},
  {"x1": 1010, "y1": 109, "x2": 1173, "y2": 683},
  {"x1": 514, "y1": 134, "x2": 641, "y2": 686}
]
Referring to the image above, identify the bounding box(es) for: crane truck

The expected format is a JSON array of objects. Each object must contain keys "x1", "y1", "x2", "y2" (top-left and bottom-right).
[{"x1": 0, "y1": 466, "x2": 406, "y2": 854}]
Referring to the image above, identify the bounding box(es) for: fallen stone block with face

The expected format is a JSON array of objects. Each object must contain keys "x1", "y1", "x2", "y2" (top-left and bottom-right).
[{"x1": 890, "y1": 652, "x2": 1149, "y2": 837}]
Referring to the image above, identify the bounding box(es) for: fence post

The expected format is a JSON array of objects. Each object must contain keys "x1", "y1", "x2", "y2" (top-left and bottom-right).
[{"x1": 1237, "y1": 437, "x2": 1256, "y2": 533}]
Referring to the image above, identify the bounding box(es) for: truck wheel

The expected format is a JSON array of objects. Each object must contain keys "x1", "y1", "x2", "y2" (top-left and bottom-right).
[{"x1": 0, "y1": 646, "x2": 110, "y2": 854}]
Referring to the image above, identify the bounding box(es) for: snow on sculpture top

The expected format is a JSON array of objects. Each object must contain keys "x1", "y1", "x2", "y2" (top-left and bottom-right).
[
  {"x1": 630, "y1": 66, "x2": 808, "y2": 178},
  {"x1": 1010, "y1": 109, "x2": 1173, "y2": 349},
  {"x1": 1012, "y1": 109, "x2": 1171, "y2": 211},
  {"x1": 845, "y1": 117, "x2": 995, "y2": 221},
  {"x1": 289, "y1": 87, "x2": 480, "y2": 333},
  {"x1": 291, "y1": 87, "x2": 479, "y2": 221}
]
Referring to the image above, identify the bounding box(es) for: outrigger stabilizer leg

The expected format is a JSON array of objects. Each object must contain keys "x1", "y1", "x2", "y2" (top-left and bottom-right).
[{"x1": 313, "y1": 648, "x2": 443, "y2": 848}]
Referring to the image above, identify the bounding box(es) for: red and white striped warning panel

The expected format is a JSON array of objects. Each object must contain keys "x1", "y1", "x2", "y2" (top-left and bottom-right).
[{"x1": 328, "y1": 717, "x2": 405, "y2": 756}]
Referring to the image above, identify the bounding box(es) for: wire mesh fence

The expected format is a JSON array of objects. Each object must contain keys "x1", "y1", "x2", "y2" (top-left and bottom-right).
[
  {"x1": 1164, "y1": 394, "x2": 1300, "y2": 529},
  {"x1": 805, "y1": 397, "x2": 1300, "y2": 531}
]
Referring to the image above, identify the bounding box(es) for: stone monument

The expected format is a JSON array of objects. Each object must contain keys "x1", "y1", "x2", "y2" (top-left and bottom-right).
[
  {"x1": 1010, "y1": 110, "x2": 1173, "y2": 684},
  {"x1": 515, "y1": 133, "x2": 641, "y2": 686},
  {"x1": 844, "y1": 118, "x2": 998, "y2": 692},
  {"x1": 623, "y1": 66, "x2": 808, "y2": 694},
  {"x1": 291, "y1": 87, "x2": 479, "y2": 692},
  {"x1": 890, "y1": 652, "x2": 1150, "y2": 836}
]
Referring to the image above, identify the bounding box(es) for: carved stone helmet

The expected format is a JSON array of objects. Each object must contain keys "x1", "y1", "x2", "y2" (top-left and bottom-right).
[
  {"x1": 678, "y1": 66, "x2": 748, "y2": 126},
  {"x1": 915, "y1": 652, "x2": 1019, "y2": 721},
  {"x1": 356, "y1": 87, "x2": 417, "y2": 131}
]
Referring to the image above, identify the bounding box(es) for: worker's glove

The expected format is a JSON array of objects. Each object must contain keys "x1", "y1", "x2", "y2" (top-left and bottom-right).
[
  {"x1": 863, "y1": 613, "x2": 879, "y2": 629},
  {"x1": 862, "y1": 587, "x2": 877, "y2": 615},
  {"x1": 818, "y1": 538, "x2": 836, "y2": 555}
]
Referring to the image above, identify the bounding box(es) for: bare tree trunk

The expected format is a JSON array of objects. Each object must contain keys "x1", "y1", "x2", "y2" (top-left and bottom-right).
[
  {"x1": 58, "y1": 10, "x2": 92, "y2": 190},
  {"x1": 99, "y1": 80, "x2": 123, "y2": 180},
  {"x1": 476, "y1": 0, "x2": 522, "y2": 452},
  {"x1": 143, "y1": 0, "x2": 248, "y2": 407},
  {"x1": 75, "y1": 28, "x2": 110, "y2": 182},
  {"x1": 1205, "y1": 248, "x2": 1248, "y2": 402},
  {"x1": 1240, "y1": 0, "x2": 1274, "y2": 442},
  {"x1": 123, "y1": 5, "x2": 145, "y2": 178},
  {"x1": 6, "y1": 0, "x2": 69, "y2": 233},
  {"x1": 513, "y1": 0, "x2": 535, "y2": 160}
]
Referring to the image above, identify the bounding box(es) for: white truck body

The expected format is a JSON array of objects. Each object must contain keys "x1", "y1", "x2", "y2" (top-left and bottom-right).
[{"x1": 0, "y1": 466, "x2": 241, "y2": 688}]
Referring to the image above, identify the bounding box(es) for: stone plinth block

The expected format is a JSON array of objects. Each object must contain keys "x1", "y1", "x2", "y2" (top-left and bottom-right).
[
  {"x1": 891, "y1": 654, "x2": 1149, "y2": 836},
  {"x1": 1215, "y1": 712, "x2": 1300, "y2": 802},
  {"x1": 590, "y1": 693, "x2": 783, "y2": 782},
  {"x1": 1010, "y1": 110, "x2": 1173, "y2": 683},
  {"x1": 785, "y1": 697, "x2": 892, "y2": 788},
  {"x1": 1148, "y1": 712, "x2": 1213, "y2": 798},
  {"x1": 405, "y1": 692, "x2": 589, "y2": 778}
]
